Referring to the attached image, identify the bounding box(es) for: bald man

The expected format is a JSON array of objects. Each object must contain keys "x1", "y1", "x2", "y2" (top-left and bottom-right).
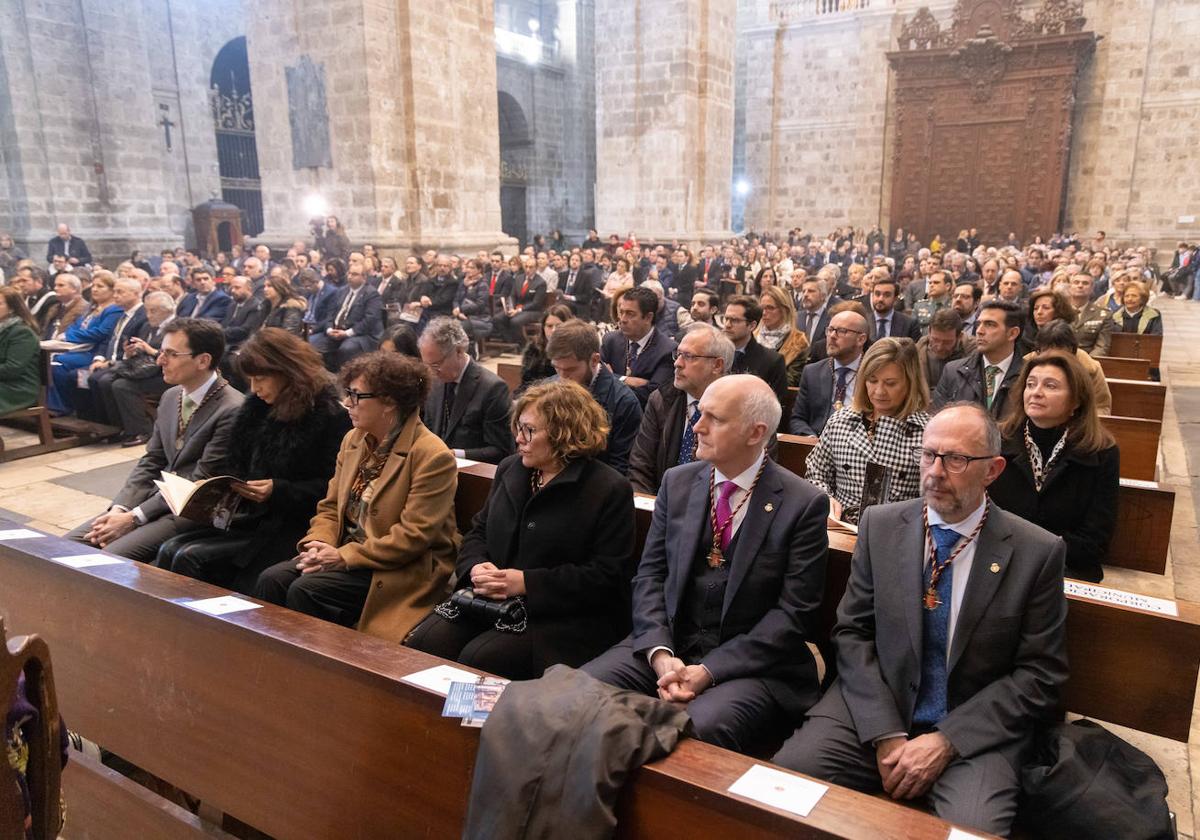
[
  {"x1": 788, "y1": 308, "x2": 868, "y2": 436},
  {"x1": 583, "y1": 375, "x2": 829, "y2": 752}
]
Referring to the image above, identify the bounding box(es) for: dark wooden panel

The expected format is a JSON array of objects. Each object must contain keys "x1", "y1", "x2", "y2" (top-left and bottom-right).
[
  {"x1": 1098, "y1": 356, "x2": 1151, "y2": 381},
  {"x1": 1107, "y1": 378, "x2": 1166, "y2": 422},
  {"x1": 1102, "y1": 415, "x2": 1160, "y2": 482},
  {"x1": 496, "y1": 362, "x2": 522, "y2": 394},
  {"x1": 1110, "y1": 333, "x2": 1163, "y2": 368},
  {"x1": 775, "y1": 433, "x2": 818, "y2": 476}
]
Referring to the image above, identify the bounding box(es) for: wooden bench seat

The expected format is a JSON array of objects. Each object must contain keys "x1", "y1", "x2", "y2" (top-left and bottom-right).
[
  {"x1": 1110, "y1": 332, "x2": 1162, "y2": 369},
  {"x1": 1098, "y1": 355, "x2": 1152, "y2": 381},
  {"x1": 1107, "y1": 378, "x2": 1166, "y2": 422}
]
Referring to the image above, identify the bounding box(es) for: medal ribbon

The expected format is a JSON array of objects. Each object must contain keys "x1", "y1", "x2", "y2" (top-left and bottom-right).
[{"x1": 921, "y1": 502, "x2": 989, "y2": 610}]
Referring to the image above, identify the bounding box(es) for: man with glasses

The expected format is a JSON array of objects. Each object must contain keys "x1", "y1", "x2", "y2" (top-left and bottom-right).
[
  {"x1": 932, "y1": 300, "x2": 1023, "y2": 418},
  {"x1": 418, "y1": 316, "x2": 512, "y2": 464},
  {"x1": 628, "y1": 323, "x2": 735, "y2": 494},
  {"x1": 65, "y1": 318, "x2": 244, "y2": 561},
  {"x1": 775, "y1": 403, "x2": 1067, "y2": 837},
  {"x1": 721, "y1": 295, "x2": 787, "y2": 409},
  {"x1": 788, "y1": 308, "x2": 868, "y2": 436}
]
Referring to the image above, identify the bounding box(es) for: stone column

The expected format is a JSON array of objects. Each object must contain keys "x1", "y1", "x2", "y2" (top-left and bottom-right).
[
  {"x1": 248, "y1": 0, "x2": 513, "y2": 254},
  {"x1": 594, "y1": 0, "x2": 736, "y2": 243}
]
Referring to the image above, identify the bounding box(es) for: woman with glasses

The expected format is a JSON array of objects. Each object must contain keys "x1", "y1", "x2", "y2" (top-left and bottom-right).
[
  {"x1": 156, "y1": 328, "x2": 351, "y2": 592},
  {"x1": 254, "y1": 351, "x2": 460, "y2": 641},
  {"x1": 405, "y1": 379, "x2": 635, "y2": 680},
  {"x1": 756, "y1": 285, "x2": 810, "y2": 386},
  {"x1": 804, "y1": 337, "x2": 930, "y2": 524},
  {"x1": 988, "y1": 351, "x2": 1119, "y2": 582}
]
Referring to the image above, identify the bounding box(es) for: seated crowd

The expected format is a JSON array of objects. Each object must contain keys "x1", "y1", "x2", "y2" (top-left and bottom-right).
[{"x1": 1, "y1": 221, "x2": 1172, "y2": 835}]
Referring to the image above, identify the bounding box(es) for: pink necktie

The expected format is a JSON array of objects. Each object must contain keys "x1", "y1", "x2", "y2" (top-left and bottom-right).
[{"x1": 716, "y1": 480, "x2": 739, "y2": 551}]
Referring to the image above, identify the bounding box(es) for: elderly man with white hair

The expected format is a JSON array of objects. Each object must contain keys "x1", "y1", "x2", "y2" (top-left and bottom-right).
[
  {"x1": 583, "y1": 374, "x2": 830, "y2": 752},
  {"x1": 106, "y1": 291, "x2": 178, "y2": 446}
]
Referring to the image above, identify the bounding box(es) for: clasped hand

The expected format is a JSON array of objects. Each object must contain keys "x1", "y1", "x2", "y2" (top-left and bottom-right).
[
  {"x1": 295, "y1": 541, "x2": 345, "y2": 575},
  {"x1": 650, "y1": 651, "x2": 712, "y2": 704},
  {"x1": 85, "y1": 510, "x2": 136, "y2": 547},
  {"x1": 469, "y1": 562, "x2": 525, "y2": 600},
  {"x1": 876, "y1": 732, "x2": 956, "y2": 800}
]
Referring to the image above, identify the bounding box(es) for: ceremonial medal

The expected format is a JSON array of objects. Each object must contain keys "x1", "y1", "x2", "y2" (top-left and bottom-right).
[
  {"x1": 921, "y1": 503, "x2": 990, "y2": 612},
  {"x1": 708, "y1": 547, "x2": 724, "y2": 569},
  {"x1": 923, "y1": 588, "x2": 941, "y2": 611},
  {"x1": 833, "y1": 401, "x2": 844, "y2": 411}
]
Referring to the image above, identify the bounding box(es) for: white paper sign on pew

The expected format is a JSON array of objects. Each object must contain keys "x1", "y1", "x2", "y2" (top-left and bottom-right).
[
  {"x1": 1063, "y1": 580, "x2": 1178, "y2": 617},
  {"x1": 727, "y1": 764, "x2": 827, "y2": 818}
]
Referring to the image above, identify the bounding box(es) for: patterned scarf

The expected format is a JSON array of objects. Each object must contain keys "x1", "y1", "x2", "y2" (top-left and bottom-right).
[{"x1": 1023, "y1": 421, "x2": 1069, "y2": 492}]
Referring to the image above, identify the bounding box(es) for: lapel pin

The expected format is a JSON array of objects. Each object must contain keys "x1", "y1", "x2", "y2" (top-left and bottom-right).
[
  {"x1": 990, "y1": 562, "x2": 1001, "y2": 574},
  {"x1": 764, "y1": 502, "x2": 774, "y2": 512}
]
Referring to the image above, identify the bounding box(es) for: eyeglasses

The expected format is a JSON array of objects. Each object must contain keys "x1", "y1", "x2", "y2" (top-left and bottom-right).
[
  {"x1": 158, "y1": 350, "x2": 194, "y2": 360},
  {"x1": 826, "y1": 326, "x2": 865, "y2": 337},
  {"x1": 912, "y1": 447, "x2": 996, "y2": 474},
  {"x1": 515, "y1": 423, "x2": 540, "y2": 443},
  {"x1": 343, "y1": 388, "x2": 379, "y2": 407},
  {"x1": 425, "y1": 352, "x2": 454, "y2": 372},
  {"x1": 723, "y1": 316, "x2": 749, "y2": 325},
  {"x1": 672, "y1": 350, "x2": 719, "y2": 364}
]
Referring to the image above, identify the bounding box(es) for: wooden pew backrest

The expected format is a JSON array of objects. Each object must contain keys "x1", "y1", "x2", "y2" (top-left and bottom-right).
[
  {"x1": 1109, "y1": 332, "x2": 1162, "y2": 368},
  {"x1": 1106, "y1": 378, "x2": 1166, "y2": 422},
  {"x1": 1098, "y1": 355, "x2": 1151, "y2": 381},
  {"x1": 1102, "y1": 415, "x2": 1160, "y2": 482}
]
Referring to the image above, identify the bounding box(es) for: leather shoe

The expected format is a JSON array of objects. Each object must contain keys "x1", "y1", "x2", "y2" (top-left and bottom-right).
[{"x1": 120, "y1": 434, "x2": 149, "y2": 448}]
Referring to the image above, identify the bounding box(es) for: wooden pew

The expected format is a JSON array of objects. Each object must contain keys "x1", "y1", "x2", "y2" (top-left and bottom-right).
[
  {"x1": 1103, "y1": 415, "x2": 1160, "y2": 482},
  {"x1": 1107, "y1": 378, "x2": 1166, "y2": 422},
  {"x1": 0, "y1": 535, "x2": 963, "y2": 840},
  {"x1": 496, "y1": 361, "x2": 522, "y2": 394},
  {"x1": 1098, "y1": 355, "x2": 1151, "y2": 381},
  {"x1": 1110, "y1": 332, "x2": 1162, "y2": 369}
]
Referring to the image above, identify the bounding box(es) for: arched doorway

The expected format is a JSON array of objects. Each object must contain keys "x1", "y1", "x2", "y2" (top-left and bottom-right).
[
  {"x1": 210, "y1": 38, "x2": 263, "y2": 236},
  {"x1": 497, "y1": 91, "x2": 530, "y2": 248}
]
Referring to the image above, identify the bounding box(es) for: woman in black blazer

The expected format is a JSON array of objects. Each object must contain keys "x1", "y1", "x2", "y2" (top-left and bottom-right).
[
  {"x1": 989, "y1": 350, "x2": 1120, "y2": 582},
  {"x1": 156, "y1": 328, "x2": 351, "y2": 593},
  {"x1": 406, "y1": 379, "x2": 635, "y2": 679}
]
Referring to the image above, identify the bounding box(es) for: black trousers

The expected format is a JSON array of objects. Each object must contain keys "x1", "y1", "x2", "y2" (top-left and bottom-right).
[
  {"x1": 404, "y1": 611, "x2": 540, "y2": 680},
  {"x1": 109, "y1": 374, "x2": 168, "y2": 437},
  {"x1": 254, "y1": 559, "x2": 373, "y2": 628},
  {"x1": 156, "y1": 529, "x2": 261, "y2": 595}
]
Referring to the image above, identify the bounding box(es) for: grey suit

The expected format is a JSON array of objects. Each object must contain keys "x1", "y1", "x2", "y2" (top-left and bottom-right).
[
  {"x1": 775, "y1": 498, "x2": 1067, "y2": 835},
  {"x1": 787, "y1": 357, "x2": 845, "y2": 436},
  {"x1": 66, "y1": 378, "x2": 245, "y2": 562},
  {"x1": 423, "y1": 360, "x2": 514, "y2": 464}
]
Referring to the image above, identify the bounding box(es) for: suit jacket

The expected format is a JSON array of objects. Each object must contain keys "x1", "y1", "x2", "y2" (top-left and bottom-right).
[
  {"x1": 301, "y1": 411, "x2": 459, "y2": 643},
  {"x1": 422, "y1": 360, "x2": 513, "y2": 463},
  {"x1": 322, "y1": 284, "x2": 384, "y2": 339},
  {"x1": 485, "y1": 269, "x2": 513, "y2": 301},
  {"x1": 932, "y1": 349, "x2": 1022, "y2": 418},
  {"x1": 510, "y1": 274, "x2": 547, "y2": 311},
  {"x1": 112, "y1": 378, "x2": 245, "y2": 520},
  {"x1": 178, "y1": 289, "x2": 233, "y2": 323},
  {"x1": 826, "y1": 498, "x2": 1068, "y2": 758},
  {"x1": 99, "y1": 307, "x2": 149, "y2": 362},
  {"x1": 304, "y1": 283, "x2": 339, "y2": 326},
  {"x1": 46, "y1": 235, "x2": 92, "y2": 265},
  {"x1": 457, "y1": 454, "x2": 636, "y2": 665},
  {"x1": 733, "y1": 336, "x2": 788, "y2": 409},
  {"x1": 788, "y1": 357, "x2": 842, "y2": 436},
  {"x1": 557, "y1": 268, "x2": 596, "y2": 310},
  {"x1": 797, "y1": 297, "x2": 843, "y2": 344},
  {"x1": 600, "y1": 329, "x2": 677, "y2": 407},
  {"x1": 631, "y1": 458, "x2": 830, "y2": 719},
  {"x1": 222, "y1": 296, "x2": 268, "y2": 347},
  {"x1": 867, "y1": 310, "x2": 922, "y2": 342}
]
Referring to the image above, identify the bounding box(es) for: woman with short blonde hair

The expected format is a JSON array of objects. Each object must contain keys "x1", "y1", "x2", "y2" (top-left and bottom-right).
[{"x1": 756, "y1": 284, "x2": 810, "y2": 386}]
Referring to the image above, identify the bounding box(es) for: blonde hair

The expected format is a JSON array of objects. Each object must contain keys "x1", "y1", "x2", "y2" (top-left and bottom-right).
[
  {"x1": 850, "y1": 337, "x2": 929, "y2": 419},
  {"x1": 512, "y1": 379, "x2": 609, "y2": 463}
]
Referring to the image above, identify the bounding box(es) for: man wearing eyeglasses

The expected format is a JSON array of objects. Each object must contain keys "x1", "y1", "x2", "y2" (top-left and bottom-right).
[
  {"x1": 775, "y1": 403, "x2": 1067, "y2": 837},
  {"x1": 720, "y1": 296, "x2": 787, "y2": 411},
  {"x1": 788, "y1": 308, "x2": 868, "y2": 436}
]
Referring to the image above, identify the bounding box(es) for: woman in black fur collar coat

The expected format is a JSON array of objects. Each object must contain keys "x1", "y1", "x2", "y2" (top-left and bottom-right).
[{"x1": 156, "y1": 328, "x2": 351, "y2": 593}]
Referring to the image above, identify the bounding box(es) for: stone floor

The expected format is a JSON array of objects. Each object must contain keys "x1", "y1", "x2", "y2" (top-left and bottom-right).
[{"x1": 3, "y1": 318, "x2": 1200, "y2": 832}]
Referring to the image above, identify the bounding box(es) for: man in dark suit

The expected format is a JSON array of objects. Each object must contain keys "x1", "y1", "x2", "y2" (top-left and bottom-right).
[
  {"x1": 669, "y1": 248, "x2": 700, "y2": 308},
  {"x1": 721, "y1": 296, "x2": 787, "y2": 408},
  {"x1": 177, "y1": 268, "x2": 232, "y2": 323},
  {"x1": 484, "y1": 251, "x2": 513, "y2": 302},
  {"x1": 775, "y1": 404, "x2": 1067, "y2": 836},
  {"x1": 600, "y1": 286, "x2": 677, "y2": 407},
  {"x1": 788, "y1": 308, "x2": 867, "y2": 436},
  {"x1": 796, "y1": 277, "x2": 842, "y2": 344},
  {"x1": 628, "y1": 323, "x2": 733, "y2": 494},
  {"x1": 109, "y1": 291, "x2": 176, "y2": 446},
  {"x1": 45, "y1": 223, "x2": 92, "y2": 266},
  {"x1": 419, "y1": 317, "x2": 513, "y2": 464},
  {"x1": 578, "y1": 250, "x2": 606, "y2": 317},
  {"x1": 932, "y1": 300, "x2": 1023, "y2": 419},
  {"x1": 309, "y1": 263, "x2": 383, "y2": 370},
  {"x1": 221, "y1": 275, "x2": 267, "y2": 352},
  {"x1": 557, "y1": 252, "x2": 596, "y2": 317},
  {"x1": 494, "y1": 256, "x2": 546, "y2": 344},
  {"x1": 867, "y1": 277, "x2": 921, "y2": 341},
  {"x1": 83, "y1": 276, "x2": 149, "y2": 425},
  {"x1": 65, "y1": 318, "x2": 244, "y2": 562},
  {"x1": 583, "y1": 374, "x2": 829, "y2": 752},
  {"x1": 547, "y1": 320, "x2": 642, "y2": 474},
  {"x1": 299, "y1": 268, "x2": 339, "y2": 330}
]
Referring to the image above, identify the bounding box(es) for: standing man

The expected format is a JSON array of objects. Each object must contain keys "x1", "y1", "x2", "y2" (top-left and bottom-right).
[
  {"x1": 721, "y1": 296, "x2": 788, "y2": 407},
  {"x1": 547, "y1": 320, "x2": 642, "y2": 474},
  {"x1": 932, "y1": 300, "x2": 1023, "y2": 418},
  {"x1": 583, "y1": 375, "x2": 829, "y2": 752},
  {"x1": 788, "y1": 308, "x2": 867, "y2": 436},
  {"x1": 419, "y1": 317, "x2": 513, "y2": 464},
  {"x1": 600, "y1": 286, "x2": 677, "y2": 407},
  {"x1": 774, "y1": 404, "x2": 1067, "y2": 836},
  {"x1": 309, "y1": 263, "x2": 384, "y2": 370},
  {"x1": 628, "y1": 323, "x2": 734, "y2": 494},
  {"x1": 1067, "y1": 272, "x2": 1113, "y2": 357},
  {"x1": 65, "y1": 319, "x2": 244, "y2": 561}
]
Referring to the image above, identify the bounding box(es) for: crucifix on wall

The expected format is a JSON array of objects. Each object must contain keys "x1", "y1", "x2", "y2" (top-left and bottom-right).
[{"x1": 158, "y1": 103, "x2": 176, "y2": 151}]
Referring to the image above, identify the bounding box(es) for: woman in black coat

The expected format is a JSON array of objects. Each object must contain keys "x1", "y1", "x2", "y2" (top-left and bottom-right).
[
  {"x1": 405, "y1": 379, "x2": 635, "y2": 679},
  {"x1": 262, "y1": 276, "x2": 307, "y2": 336},
  {"x1": 989, "y1": 351, "x2": 1120, "y2": 582},
  {"x1": 156, "y1": 328, "x2": 351, "y2": 593}
]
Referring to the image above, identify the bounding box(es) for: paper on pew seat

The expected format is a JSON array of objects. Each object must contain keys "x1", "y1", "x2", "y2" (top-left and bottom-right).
[
  {"x1": 402, "y1": 664, "x2": 481, "y2": 697},
  {"x1": 180, "y1": 596, "x2": 263, "y2": 616},
  {"x1": 727, "y1": 764, "x2": 827, "y2": 818},
  {"x1": 1064, "y1": 580, "x2": 1178, "y2": 616},
  {"x1": 633, "y1": 495, "x2": 656, "y2": 512},
  {"x1": 948, "y1": 830, "x2": 989, "y2": 840},
  {"x1": 0, "y1": 529, "x2": 42, "y2": 540},
  {"x1": 455, "y1": 457, "x2": 480, "y2": 469},
  {"x1": 51, "y1": 554, "x2": 125, "y2": 569}
]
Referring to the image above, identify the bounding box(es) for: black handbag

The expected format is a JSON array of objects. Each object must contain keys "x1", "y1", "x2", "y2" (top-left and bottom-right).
[{"x1": 434, "y1": 588, "x2": 527, "y2": 633}]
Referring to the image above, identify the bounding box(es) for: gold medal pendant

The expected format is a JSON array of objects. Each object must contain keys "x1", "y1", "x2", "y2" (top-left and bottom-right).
[
  {"x1": 923, "y1": 588, "x2": 941, "y2": 611},
  {"x1": 708, "y1": 547, "x2": 724, "y2": 569}
]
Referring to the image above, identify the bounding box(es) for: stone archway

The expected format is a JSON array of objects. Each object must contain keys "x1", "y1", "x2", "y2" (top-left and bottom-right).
[
  {"x1": 211, "y1": 37, "x2": 263, "y2": 236},
  {"x1": 497, "y1": 91, "x2": 530, "y2": 247}
]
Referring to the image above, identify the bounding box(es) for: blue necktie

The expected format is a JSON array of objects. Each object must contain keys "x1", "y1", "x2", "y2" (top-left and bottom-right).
[
  {"x1": 912, "y1": 525, "x2": 961, "y2": 728},
  {"x1": 677, "y1": 403, "x2": 701, "y2": 465}
]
